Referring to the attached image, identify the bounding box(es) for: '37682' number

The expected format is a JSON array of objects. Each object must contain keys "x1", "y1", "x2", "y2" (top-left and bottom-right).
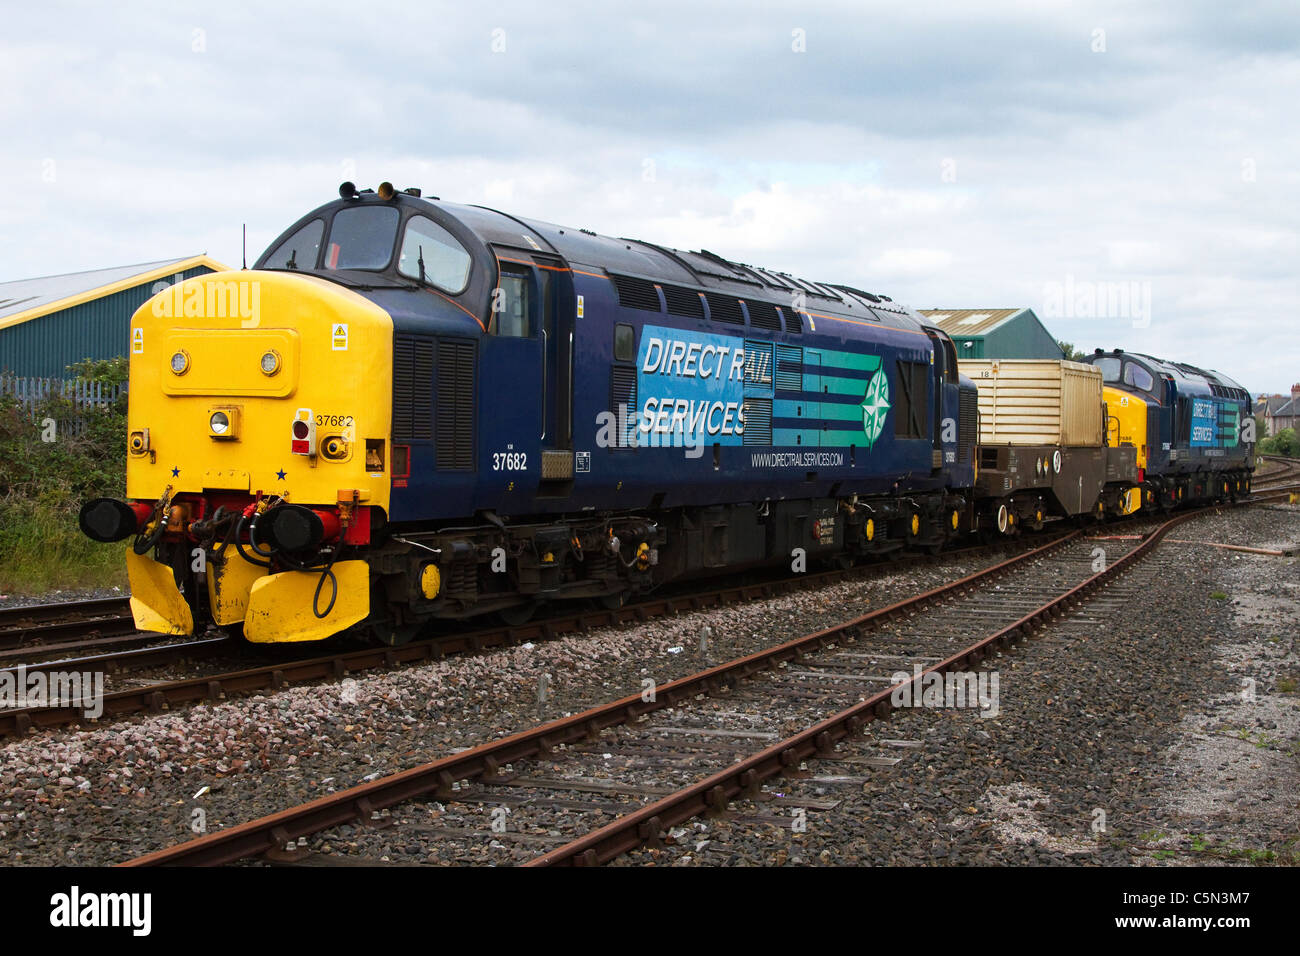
[{"x1": 492, "y1": 452, "x2": 527, "y2": 471}]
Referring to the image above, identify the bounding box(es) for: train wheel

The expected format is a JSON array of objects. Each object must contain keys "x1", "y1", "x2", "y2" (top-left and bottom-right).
[
  {"x1": 499, "y1": 600, "x2": 541, "y2": 627},
  {"x1": 370, "y1": 619, "x2": 421, "y2": 646},
  {"x1": 598, "y1": 591, "x2": 629, "y2": 612}
]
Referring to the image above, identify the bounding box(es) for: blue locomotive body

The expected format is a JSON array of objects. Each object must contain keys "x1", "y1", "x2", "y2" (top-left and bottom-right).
[
  {"x1": 242, "y1": 186, "x2": 979, "y2": 629},
  {"x1": 295, "y1": 198, "x2": 975, "y2": 525}
]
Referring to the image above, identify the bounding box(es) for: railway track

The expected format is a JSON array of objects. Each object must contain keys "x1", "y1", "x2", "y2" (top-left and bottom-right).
[
  {"x1": 0, "y1": 596, "x2": 134, "y2": 653},
  {"x1": 0, "y1": 539, "x2": 1017, "y2": 738},
  {"x1": 6, "y1": 485, "x2": 1296, "y2": 741},
  {"x1": 119, "y1": 498, "x2": 1266, "y2": 867},
  {"x1": 1253, "y1": 455, "x2": 1300, "y2": 489}
]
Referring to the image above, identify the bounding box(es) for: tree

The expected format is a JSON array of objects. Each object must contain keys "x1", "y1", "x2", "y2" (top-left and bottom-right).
[{"x1": 1057, "y1": 340, "x2": 1086, "y2": 361}]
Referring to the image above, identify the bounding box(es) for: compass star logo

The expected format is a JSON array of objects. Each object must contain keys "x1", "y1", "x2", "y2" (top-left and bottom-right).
[{"x1": 860, "y1": 369, "x2": 890, "y2": 446}]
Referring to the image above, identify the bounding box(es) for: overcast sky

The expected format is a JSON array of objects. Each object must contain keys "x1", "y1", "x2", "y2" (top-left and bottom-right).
[{"x1": 3, "y1": 0, "x2": 1297, "y2": 392}]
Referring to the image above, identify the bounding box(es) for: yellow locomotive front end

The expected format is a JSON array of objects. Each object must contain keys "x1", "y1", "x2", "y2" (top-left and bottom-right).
[
  {"x1": 1103, "y1": 384, "x2": 1149, "y2": 513},
  {"x1": 80, "y1": 270, "x2": 393, "y2": 642}
]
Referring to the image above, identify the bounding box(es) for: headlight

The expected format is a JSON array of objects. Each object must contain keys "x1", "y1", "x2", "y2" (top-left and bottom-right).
[
  {"x1": 210, "y1": 411, "x2": 230, "y2": 435},
  {"x1": 260, "y1": 350, "x2": 281, "y2": 375},
  {"x1": 170, "y1": 350, "x2": 190, "y2": 375}
]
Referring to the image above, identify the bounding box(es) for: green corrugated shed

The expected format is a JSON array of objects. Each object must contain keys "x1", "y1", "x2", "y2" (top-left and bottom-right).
[
  {"x1": 0, "y1": 256, "x2": 229, "y2": 377},
  {"x1": 918, "y1": 308, "x2": 1065, "y2": 360}
]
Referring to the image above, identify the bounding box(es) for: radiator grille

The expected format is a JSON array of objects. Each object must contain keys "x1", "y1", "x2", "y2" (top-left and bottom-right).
[
  {"x1": 743, "y1": 341, "x2": 774, "y2": 387},
  {"x1": 776, "y1": 345, "x2": 804, "y2": 391},
  {"x1": 392, "y1": 334, "x2": 435, "y2": 440},
  {"x1": 783, "y1": 308, "x2": 804, "y2": 333},
  {"x1": 610, "y1": 365, "x2": 638, "y2": 447},
  {"x1": 435, "y1": 340, "x2": 476, "y2": 469},
  {"x1": 958, "y1": 386, "x2": 978, "y2": 463},
  {"x1": 742, "y1": 398, "x2": 772, "y2": 445}
]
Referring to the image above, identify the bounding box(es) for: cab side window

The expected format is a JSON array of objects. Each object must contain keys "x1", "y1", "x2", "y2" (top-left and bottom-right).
[
  {"x1": 1123, "y1": 362, "x2": 1154, "y2": 391},
  {"x1": 493, "y1": 270, "x2": 531, "y2": 337}
]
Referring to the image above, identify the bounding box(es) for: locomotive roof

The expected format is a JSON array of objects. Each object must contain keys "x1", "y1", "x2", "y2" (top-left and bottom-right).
[
  {"x1": 1092, "y1": 350, "x2": 1248, "y2": 396},
  {"x1": 257, "y1": 189, "x2": 930, "y2": 337},
  {"x1": 437, "y1": 198, "x2": 922, "y2": 329}
]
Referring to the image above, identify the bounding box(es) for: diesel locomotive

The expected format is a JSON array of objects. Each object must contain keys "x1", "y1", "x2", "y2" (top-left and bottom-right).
[
  {"x1": 76, "y1": 182, "x2": 1248, "y2": 644},
  {"x1": 1082, "y1": 350, "x2": 1254, "y2": 507}
]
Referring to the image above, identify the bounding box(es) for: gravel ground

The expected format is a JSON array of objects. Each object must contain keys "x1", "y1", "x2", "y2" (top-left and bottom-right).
[
  {"x1": 0, "y1": 586, "x2": 126, "y2": 611},
  {"x1": 0, "y1": 554, "x2": 987, "y2": 865},
  {"x1": 616, "y1": 502, "x2": 1300, "y2": 866},
  {"x1": 4, "y1": 502, "x2": 1294, "y2": 867}
]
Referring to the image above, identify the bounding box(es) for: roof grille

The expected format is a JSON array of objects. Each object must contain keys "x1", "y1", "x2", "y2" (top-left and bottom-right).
[
  {"x1": 745, "y1": 300, "x2": 781, "y2": 331},
  {"x1": 830, "y1": 283, "x2": 881, "y2": 303},
  {"x1": 662, "y1": 285, "x2": 705, "y2": 319},
  {"x1": 610, "y1": 275, "x2": 662, "y2": 312},
  {"x1": 705, "y1": 293, "x2": 745, "y2": 325}
]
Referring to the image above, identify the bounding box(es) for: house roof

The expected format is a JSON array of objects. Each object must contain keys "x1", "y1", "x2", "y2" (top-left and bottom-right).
[
  {"x1": 917, "y1": 308, "x2": 1025, "y2": 337},
  {"x1": 1258, "y1": 394, "x2": 1294, "y2": 416},
  {"x1": 0, "y1": 255, "x2": 231, "y2": 332}
]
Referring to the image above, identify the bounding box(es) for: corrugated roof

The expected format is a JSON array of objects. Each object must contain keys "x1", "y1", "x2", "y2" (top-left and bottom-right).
[
  {"x1": 918, "y1": 308, "x2": 1024, "y2": 337},
  {"x1": 0, "y1": 255, "x2": 230, "y2": 330}
]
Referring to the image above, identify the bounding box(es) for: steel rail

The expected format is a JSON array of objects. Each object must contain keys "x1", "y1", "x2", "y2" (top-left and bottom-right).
[
  {"x1": 120, "y1": 529, "x2": 1082, "y2": 866},
  {"x1": 528, "y1": 506, "x2": 1216, "y2": 866}
]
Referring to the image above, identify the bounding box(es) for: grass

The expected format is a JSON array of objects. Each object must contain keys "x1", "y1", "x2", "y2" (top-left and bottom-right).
[
  {"x1": 0, "y1": 495, "x2": 127, "y2": 594},
  {"x1": 1210, "y1": 591, "x2": 1229, "y2": 601},
  {"x1": 1139, "y1": 833, "x2": 1299, "y2": 865},
  {"x1": 1278, "y1": 677, "x2": 1297, "y2": 693}
]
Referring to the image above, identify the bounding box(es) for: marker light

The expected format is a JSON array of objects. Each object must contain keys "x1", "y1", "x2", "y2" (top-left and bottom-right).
[
  {"x1": 291, "y1": 409, "x2": 316, "y2": 456},
  {"x1": 210, "y1": 411, "x2": 230, "y2": 435},
  {"x1": 170, "y1": 350, "x2": 190, "y2": 375},
  {"x1": 378, "y1": 181, "x2": 396, "y2": 200},
  {"x1": 260, "y1": 350, "x2": 281, "y2": 375}
]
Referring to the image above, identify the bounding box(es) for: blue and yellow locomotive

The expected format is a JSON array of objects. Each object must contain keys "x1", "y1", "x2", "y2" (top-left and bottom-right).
[
  {"x1": 1083, "y1": 349, "x2": 1254, "y2": 508},
  {"x1": 77, "y1": 183, "x2": 1231, "y2": 645}
]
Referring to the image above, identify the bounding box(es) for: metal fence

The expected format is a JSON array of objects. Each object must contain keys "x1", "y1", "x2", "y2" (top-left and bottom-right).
[{"x1": 0, "y1": 375, "x2": 126, "y2": 435}]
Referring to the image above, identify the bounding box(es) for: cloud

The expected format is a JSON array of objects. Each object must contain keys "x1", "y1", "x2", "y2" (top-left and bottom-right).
[{"x1": 0, "y1": 0, "x2": 1296, "y2": 390}]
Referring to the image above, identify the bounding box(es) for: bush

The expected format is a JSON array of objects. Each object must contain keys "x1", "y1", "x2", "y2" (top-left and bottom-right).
[
  {"x1": 1259, "y1": 427, "x2": 1300, "y2": 458},
  {"x1": 0, "y1": 357, "x2": 129, "y2": 594}
]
